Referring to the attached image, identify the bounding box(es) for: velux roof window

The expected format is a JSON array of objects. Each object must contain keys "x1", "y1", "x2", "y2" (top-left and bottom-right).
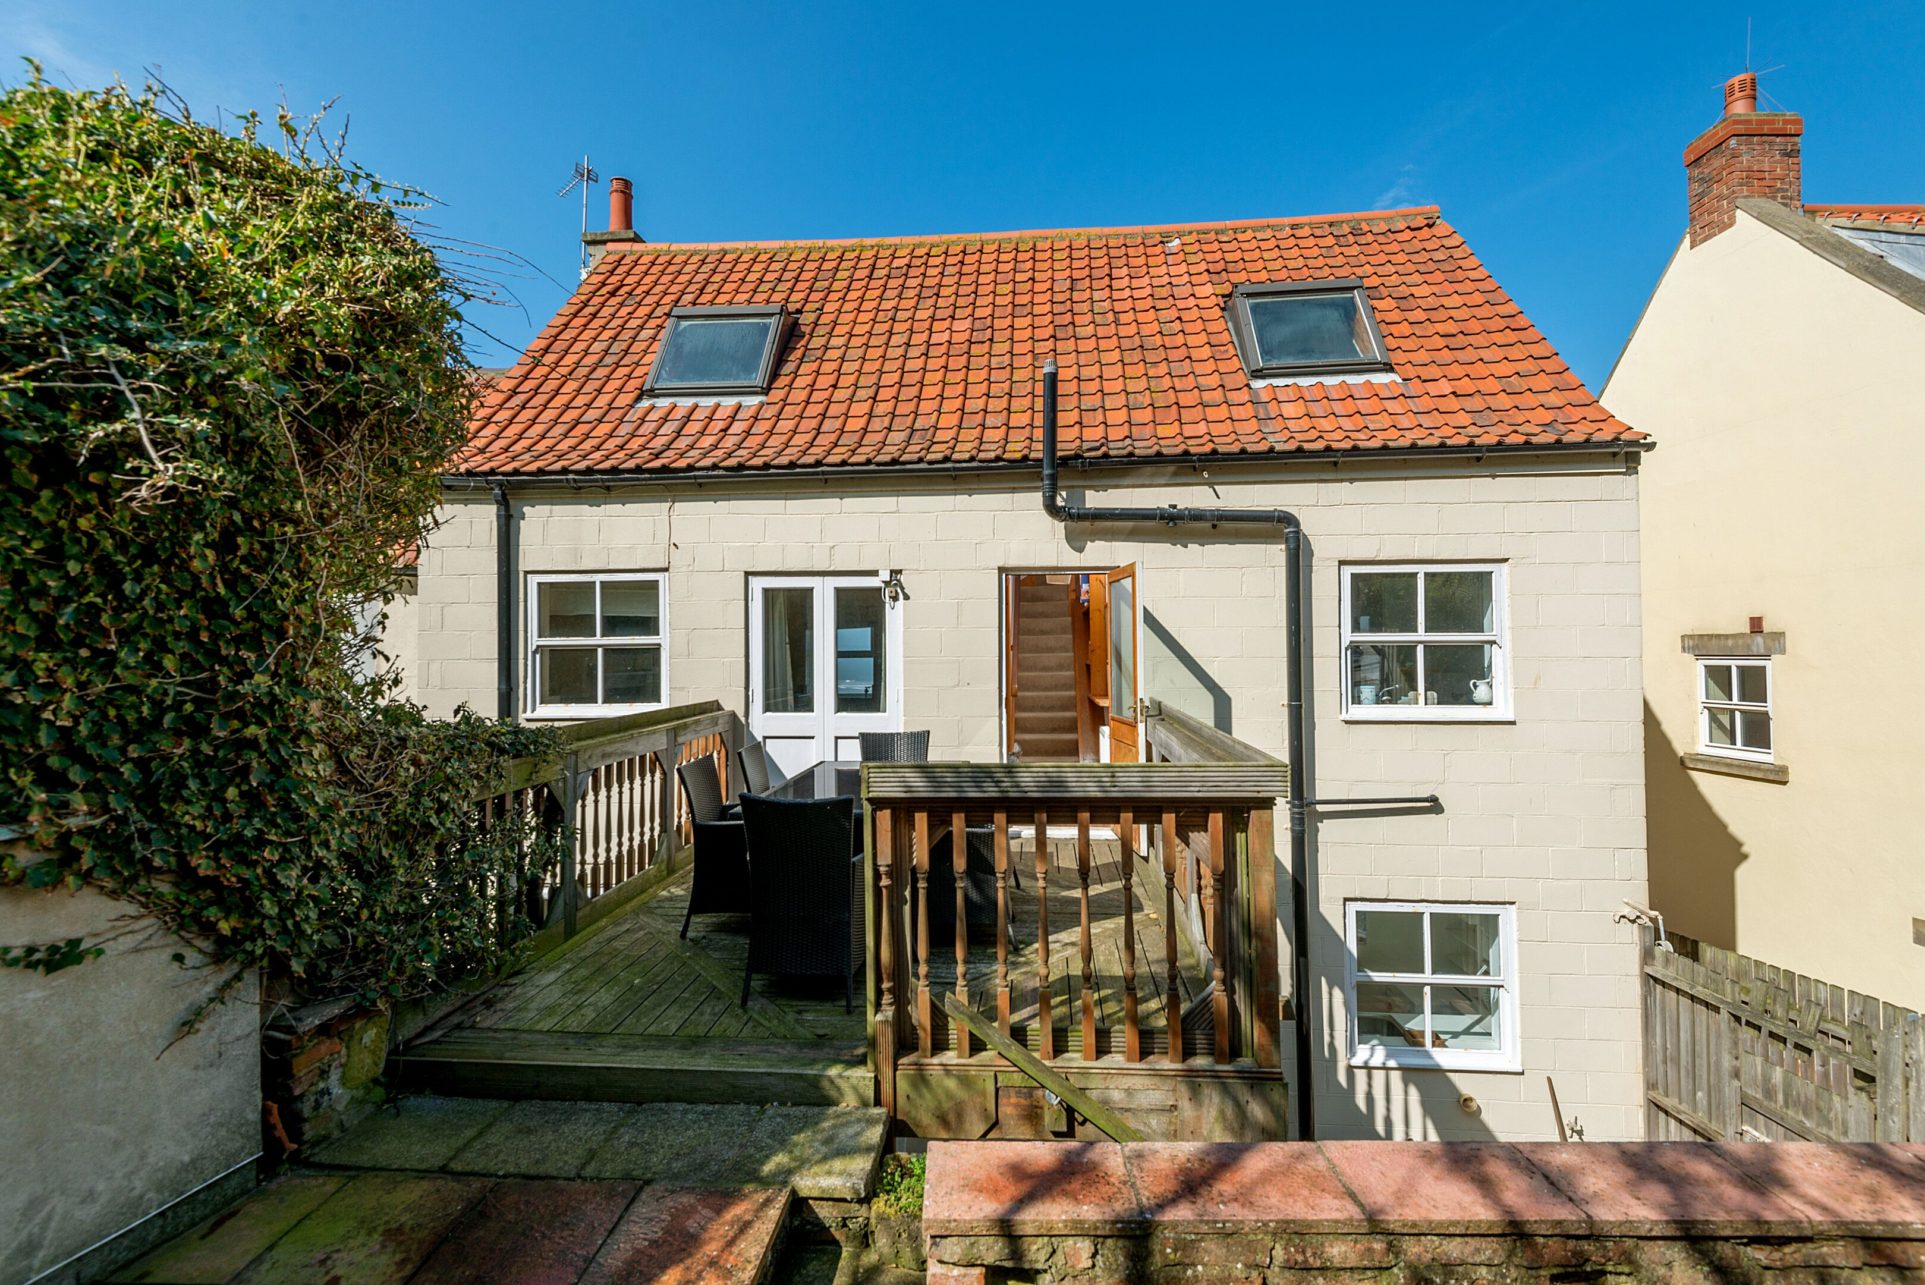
[
  {"x1": 644, "y1": 305, "x2": 791, "y2": 396},
  {"x1": 1226, "y1": 281, "x2": 1391, "y2": 378}
]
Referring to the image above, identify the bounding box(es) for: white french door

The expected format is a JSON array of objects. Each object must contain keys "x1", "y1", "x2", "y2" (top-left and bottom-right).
[{"x1": 748, "y1": 575, "x2": 904, "y2": 778}]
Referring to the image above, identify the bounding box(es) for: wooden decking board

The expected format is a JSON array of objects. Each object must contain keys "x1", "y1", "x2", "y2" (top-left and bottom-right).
[{"x1": 400, "y1": 834, "x2": 1209, "y2": 1110}]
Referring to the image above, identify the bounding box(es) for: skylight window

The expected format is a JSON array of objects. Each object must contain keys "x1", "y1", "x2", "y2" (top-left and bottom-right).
[
  {"x1": 1226, "y1": 282, "x2": 1391, "y2": 377},
  {"x1": 644, "y1": 305, "x2": 791, "y2": 396}
]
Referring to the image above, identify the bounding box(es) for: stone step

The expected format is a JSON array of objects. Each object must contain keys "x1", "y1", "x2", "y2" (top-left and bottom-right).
[
  {"x1": 302, "y1": 1096, "x2": 890, "y2": 1202},
  {"x1": 390, "y1": 1030, "x2": 875, "y2": 1109}
]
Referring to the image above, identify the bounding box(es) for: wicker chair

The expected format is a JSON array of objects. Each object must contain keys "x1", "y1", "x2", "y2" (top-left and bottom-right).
[
  {"x1": 738, "y1": 793, "x2": 859, "y2": 1010},
  {"x1": 736, "y1": 739, "x2": 783, "y2": 796},
  {"x1": 928, "y1": 826, "x2": 1014, "y2": 945},
  {"x1": 859, "y1": 730, "x2": 931, "y2": 763},
  {"x1": 675, "y1": 758, "x2": 750, "y2": 939}
]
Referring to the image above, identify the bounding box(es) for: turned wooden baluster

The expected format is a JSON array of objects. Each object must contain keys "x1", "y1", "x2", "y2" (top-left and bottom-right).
[
  {"x1": 1121, "y1": 808, "x2": 1141, "y2": 1062},
  {"x1": 1163, "y1": 808, "x2": 1183, "y2": 1063},
  {"x1": 994, "y1": 809, "x2": 1012, "y2": 1034},
  {"x1": 951, "y1": 807, "x2": 971, "y2": 1057},
  {"x1": 1077, "y1": 809, "x2": 1097, "y2": 1062},
  {"x1": 915, "y1": 809, "x2": 933, "y2": 1058},
  {"x1": 875, "y1": 807, "x2": 899, "y2": 1116},
  {"x1": 1208, "y1": 808, "x2": 1232, "y2": 1064},
  {"x1": 1034, "y1": 807, "x2": 1053, "y2": 1061}
]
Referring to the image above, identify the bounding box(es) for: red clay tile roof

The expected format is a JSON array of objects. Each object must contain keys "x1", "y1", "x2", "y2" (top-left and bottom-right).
[
  {"x1": 1805, "y1": 204, "x2": 1925, "y2": 229},
  {"x1": 457, "y1": 208, "x2": 1641, "y2": 476}
]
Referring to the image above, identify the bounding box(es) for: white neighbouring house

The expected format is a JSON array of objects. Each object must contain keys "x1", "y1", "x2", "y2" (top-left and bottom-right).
[
  {"x1": 1604, "y1": 73, "x2": 1925, "y2": 1011},
  {"x1": 386, "y1": 192, "x2": 1652, "y2": 1141}
]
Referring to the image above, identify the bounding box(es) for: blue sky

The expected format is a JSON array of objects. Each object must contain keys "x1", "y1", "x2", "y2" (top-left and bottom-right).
[{"x1": 8, "y1": 1, "x2": 1922, "y2": 387}]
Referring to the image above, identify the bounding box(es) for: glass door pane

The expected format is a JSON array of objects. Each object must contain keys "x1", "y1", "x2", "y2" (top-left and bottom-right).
[
  {"x1": 761, "y1": 586, "x2": 815, "y2": 714},
  {"x1": 834, "y1": 587, "x2": 888, "y2": 714},
  {"x1": 1108, "y1": 572, "x2": 1135, "y2": 711}
]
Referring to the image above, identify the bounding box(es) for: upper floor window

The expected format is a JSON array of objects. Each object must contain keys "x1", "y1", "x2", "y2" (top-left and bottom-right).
[
  {"x1": 645, "y1": 305, "x2": 791, "y2": 396},
  {"x1": 1226, "y1": 282, "x2": 1391, "y2": 378},
  {"x1": 528, "y1": 573, "x2": 667, "y2": 717},
  {"x1": 1342, "y1": 563, "x2": 1508, "y2": 720},
  {"x1": 1346, "y1": 901, "x2": 1520, "y2": 1072},
  {"x1": 1699, "y1": 657, "x2": 1772, "y2": 763}
]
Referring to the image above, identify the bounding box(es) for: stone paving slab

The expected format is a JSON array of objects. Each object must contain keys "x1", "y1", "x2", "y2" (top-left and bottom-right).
[
  {"x1": 1513, "y1": 1141, "x2": 1812, "y2": 1237},
  {"x1": 1324, "y1": 1139, "x2": 1589, "y2": 1234},
  {"x1": 306, "y1": 1096, "x2": 512, "y2": 1172},
  {"x1": 444, "y1": 1099, "x2": 640, "y2": 1178},
  {"x1": 1124, "y1": 1141, "x2": 1361, "y2": 1232},
  {"x1": 578, "y1": 1102, "x2": 773, "y2": 1184},
  {"x1": 741, "y1": 1105, "x2": 889, "y2": 1200},
  {"x1": 925, "y1": 1140, "x2": 1144, "y2": 1236},
  {"x1": 230, "y1": 1172, "x2": 488, "y2": 1284},
  {"x1": 578, "y1": 1185, "x2": 791, "y2": 1284},
  {"x1": 109, "y1": 1174, "x2": 348, "y2": 1284},
  {"x1": 1723, "y1": 1142, "x2": 1925, "y2": 1236},
  {"x1": 407, "y1": 1179, "x2": 642, "y2": 1284}
]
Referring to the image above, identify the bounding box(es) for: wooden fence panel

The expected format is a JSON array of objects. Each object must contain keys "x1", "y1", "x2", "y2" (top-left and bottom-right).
[{"x1": 1641, "y1": 926, "x2": 1919, "y2": 1142}]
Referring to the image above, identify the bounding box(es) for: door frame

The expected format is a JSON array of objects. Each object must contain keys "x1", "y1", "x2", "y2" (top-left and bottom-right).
[
  {"x1": 998, "y1": 566, "x2": 1145, "y2": 764},
  {"x1": 747, "y1": 573, "x2": 904, "y2": 769}
]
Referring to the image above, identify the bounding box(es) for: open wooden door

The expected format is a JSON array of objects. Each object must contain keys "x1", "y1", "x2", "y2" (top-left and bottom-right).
[{"x1": 1094, "y1": 563, "x2": 1140, "y2": 762}]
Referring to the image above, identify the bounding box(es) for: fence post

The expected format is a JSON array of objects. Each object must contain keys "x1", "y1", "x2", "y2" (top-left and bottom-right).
[{"x1": 557, "y1": 751, "x2": 581, "y2": 940}]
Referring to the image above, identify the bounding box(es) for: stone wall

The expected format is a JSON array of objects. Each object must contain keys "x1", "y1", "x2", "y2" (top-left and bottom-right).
[
  {"x1": 923, "y1": 1139, "x2": 1925, "y2": 1283},
  {"x1": 0, "y1": 880, "x2": 260, "y2": 1285}
]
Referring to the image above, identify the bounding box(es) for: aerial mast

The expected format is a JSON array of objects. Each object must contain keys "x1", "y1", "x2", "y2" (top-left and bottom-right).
[{"x1": 556, "y1": 155, "x2": 601, "y2": 281}]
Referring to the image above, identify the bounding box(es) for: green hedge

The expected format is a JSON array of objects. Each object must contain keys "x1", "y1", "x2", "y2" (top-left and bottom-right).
[{"x1": 1, "y1": 75, "x2": 554, "y2": 1002}]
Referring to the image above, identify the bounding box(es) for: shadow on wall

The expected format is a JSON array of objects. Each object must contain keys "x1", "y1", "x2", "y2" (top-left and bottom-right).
[
  {"x1": 1643, "y1": 700, "x2": 1748, "y2": 950},
  {"x1": 1143, "y1": 609, "x2": 1232, "y2": 732}
]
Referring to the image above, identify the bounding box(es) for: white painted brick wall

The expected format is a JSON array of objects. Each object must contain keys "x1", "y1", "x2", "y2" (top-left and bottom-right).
[{"x1": 398, "y1": 452, "x2": 1646, "y2": 1142}]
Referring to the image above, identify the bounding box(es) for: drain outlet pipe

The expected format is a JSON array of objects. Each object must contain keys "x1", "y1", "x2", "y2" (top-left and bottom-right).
[
  {"x1": 1038, "y1": 359, "x2": 1316, "y2": 1139},
  {"x1": 494, "y1": 482, "x2": 516, "y2": 721}
]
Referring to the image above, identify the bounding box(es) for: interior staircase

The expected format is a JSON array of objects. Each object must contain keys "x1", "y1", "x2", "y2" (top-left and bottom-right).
[{"x1": 1011, "y1": 578, "x2": 1083, "y2": 762}]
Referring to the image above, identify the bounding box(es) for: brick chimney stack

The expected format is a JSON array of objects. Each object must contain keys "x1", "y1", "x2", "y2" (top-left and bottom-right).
[
  {"x1": 1683, "y1": 73, "x2": 1802, "y2": 246},
  {"x1": 583, "y1": 174, "x2": 643, "y2": 272}
]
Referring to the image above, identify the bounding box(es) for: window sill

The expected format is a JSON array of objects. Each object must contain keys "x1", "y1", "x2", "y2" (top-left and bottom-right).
[
  {"x1": 1349, "y1": 1051, "x2": 1523, "y2": 1074},
  {"x1": 1344, "y1": 708, "x2": 1513, "y2": 725},
  {"x1": 1681, "y1": 752, "x2": 1789, "y2": 783},
  {"x1": 525, "y1": 703, "x2": 669, "y2": 723}
]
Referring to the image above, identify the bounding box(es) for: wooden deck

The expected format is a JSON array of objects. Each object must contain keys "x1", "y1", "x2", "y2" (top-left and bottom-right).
[{"x1": 394, "y1": 834, "x2": 1211, "y2": 1108}]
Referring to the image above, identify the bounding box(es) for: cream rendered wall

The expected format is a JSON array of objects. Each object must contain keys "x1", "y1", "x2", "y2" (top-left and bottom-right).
[
  {"x1": 1604, "y1": 207, "x2": 1925, "y2": 1011},
  {"x1": 406, "y1": 453, "x2": 1646, "y2": 1140}
]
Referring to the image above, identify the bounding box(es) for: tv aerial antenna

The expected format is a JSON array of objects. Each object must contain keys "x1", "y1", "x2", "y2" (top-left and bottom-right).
[{"x1": 557, "y1": 155, "x2": 600, "y2": 281}]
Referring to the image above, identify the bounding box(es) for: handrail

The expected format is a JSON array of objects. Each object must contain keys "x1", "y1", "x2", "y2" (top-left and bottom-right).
[
  {"x1": 1142, "y1": 702, "x2": 1283, "y2": 767},
  {"x1": 862, "y1": 761, "x2": 1285, "y2": 1123},
  {"x1": 465, "y1": 701, "x2": 742, "y2": 947}
]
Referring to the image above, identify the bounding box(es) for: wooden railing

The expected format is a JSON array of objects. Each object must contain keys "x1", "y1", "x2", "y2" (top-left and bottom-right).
[
  {"x1": 862, "y1": 762, "x2": 1289, "y2": 1118},
  {"x1": 469, "y1": 701, "x2": 741, "y2": 948}
]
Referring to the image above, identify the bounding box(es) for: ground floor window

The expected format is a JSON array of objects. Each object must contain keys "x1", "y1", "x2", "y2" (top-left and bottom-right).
[
  {"x1": 1345, "y1": 900, "x2": 1519, "y2": 1071},
  {"x1": 527, "y1": 572, "x2": 667, "y2": 717}
]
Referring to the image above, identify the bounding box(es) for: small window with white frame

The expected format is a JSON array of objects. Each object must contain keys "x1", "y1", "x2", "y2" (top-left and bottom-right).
[
  {"x1": 527, "y1": 573, "x2": 667, "y2": 717},
  {"x1": 1346, "y1": 901, "x2": 1519, "y2": 1071},
  {"x1": 1698, "y1": 657, "x2": 1772, "y2": 762},
  {"x1": 1342, "y1": 563, "x2": 1508, "y2": 719}
]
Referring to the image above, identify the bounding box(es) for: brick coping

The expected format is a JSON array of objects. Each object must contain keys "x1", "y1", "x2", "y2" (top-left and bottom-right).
[{"x1": 924, "y1": 1140, "x2": 1925, "y2": 1241}]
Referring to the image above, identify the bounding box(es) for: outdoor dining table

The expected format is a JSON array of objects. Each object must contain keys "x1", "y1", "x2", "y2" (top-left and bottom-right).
[{"x1": 760, "y1": 759, "x2": 865, "y2": 819}]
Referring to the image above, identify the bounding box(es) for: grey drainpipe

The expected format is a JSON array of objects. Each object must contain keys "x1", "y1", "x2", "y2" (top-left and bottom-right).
[
  {"x1": 494, "y1": 482, "x2": 516, "y2": 721},
  {"x1": 1040, "y1": 359, "x2": 1435, "y2": 1142},
  {"x1": 1038, "y1": 359, "x2": 1313, "y2": 1138}
]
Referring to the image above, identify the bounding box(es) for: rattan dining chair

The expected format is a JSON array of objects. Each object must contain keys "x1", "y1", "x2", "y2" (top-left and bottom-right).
[
  {"x1": 737, "y1": 793, "x2": 859, "y2": 1011},
  {"x1": 735, "y1": 739, "x2": 784, "y2": 797},
  {"x1": 675, "y1": 758, "x2": 750, "y2": 939},
  {"x1": 858, "y1": 730, "x2": 930, "y2": 763}
]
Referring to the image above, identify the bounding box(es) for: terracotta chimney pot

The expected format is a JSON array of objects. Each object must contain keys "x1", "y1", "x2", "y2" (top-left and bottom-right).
[
  {"x1": 608, "y1": 177, "x2": 633, "y2": 234},
  {"x1": 1724, "y1": 72, "x2": 1759, "y2": 116}
]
